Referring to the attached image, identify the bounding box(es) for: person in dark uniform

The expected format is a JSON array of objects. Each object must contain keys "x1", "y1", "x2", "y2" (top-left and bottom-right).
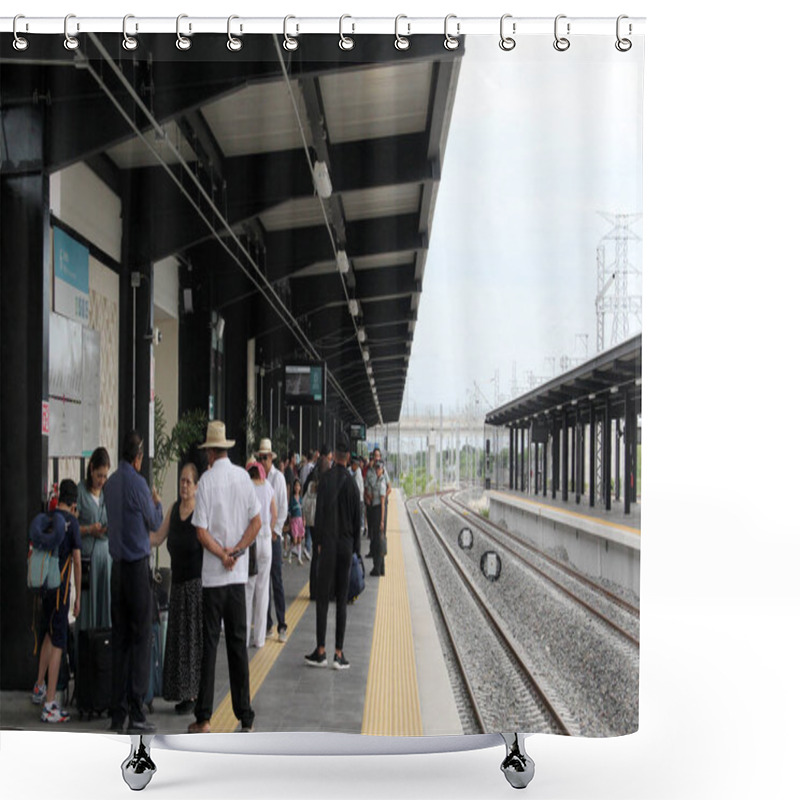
[
  {"x1": 105, "y1": 430, "x2": 163, "y2": 733},
  {"x1": 304, "y1": 434, "x2": 361, "y2": 670}
]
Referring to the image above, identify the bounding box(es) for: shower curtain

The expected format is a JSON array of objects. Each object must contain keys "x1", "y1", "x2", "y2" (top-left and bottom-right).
[{"x1": 0, "y1": 11, "x2": 643, "y2": 754}]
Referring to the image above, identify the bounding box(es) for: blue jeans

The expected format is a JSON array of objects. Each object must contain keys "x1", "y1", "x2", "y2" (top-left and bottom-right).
[{"x1": 266, "y1": 536, "x2": 286, "y2": 631}]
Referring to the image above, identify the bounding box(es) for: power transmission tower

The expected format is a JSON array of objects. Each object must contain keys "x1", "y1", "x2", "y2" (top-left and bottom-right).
[{"x1": 596, "y1": 212, "x2": 642, "y2": 352}]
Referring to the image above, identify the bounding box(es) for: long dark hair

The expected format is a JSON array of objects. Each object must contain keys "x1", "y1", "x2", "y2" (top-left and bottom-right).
[{"x1": 85, "y1": 447, "x2": 111, "y2": 488}]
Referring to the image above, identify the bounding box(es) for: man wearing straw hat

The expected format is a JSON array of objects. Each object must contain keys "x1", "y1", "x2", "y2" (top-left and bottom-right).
[{"x1": 189, "y1": 421, "x2": 261, "y2": 734}]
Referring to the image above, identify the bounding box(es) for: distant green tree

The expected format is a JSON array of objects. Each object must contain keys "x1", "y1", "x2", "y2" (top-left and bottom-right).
[
  {"x1": 152, "y1": 397, "x2": 207, "y2": 495},
  {"x1": 272, "y1": 424, "x2": 295, "y2": 460},
  {"x1": 242, "y1": 400, "x2": 270, "y2": 456}
]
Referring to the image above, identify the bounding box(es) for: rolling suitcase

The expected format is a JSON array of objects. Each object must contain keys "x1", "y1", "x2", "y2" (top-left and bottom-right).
[{"x1": 75, "y1": 627, "x2": 112, "y2": 719}]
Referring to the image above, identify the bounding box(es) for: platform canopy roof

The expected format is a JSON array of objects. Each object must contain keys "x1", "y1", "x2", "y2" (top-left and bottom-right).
[
  {"x1": 485, "y1": 334, "x2": 642, "y2": 428},
  {"x1": 1, "y1": 33, "x2": 462, "y2": 427}
]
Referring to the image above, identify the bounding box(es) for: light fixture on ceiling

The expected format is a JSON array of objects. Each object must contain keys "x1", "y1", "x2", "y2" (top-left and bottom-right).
[
  {"x1": 336, "y1": 250, "x2": 349, "y2": 274},
  {"x1": 362, "y1": 349, "x2": 370, "y2": 362},
  {"x1": 313, "y1": 160, "x2": 333, "y2": 199},
  {"x1": 357, "y1": 326, "x2": 366, "y2": 343},
  {"x1": 348, "y1": 299, "x2": 360, "y2": 317}
]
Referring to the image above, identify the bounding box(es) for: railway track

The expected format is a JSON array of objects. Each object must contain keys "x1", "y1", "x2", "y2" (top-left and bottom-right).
[
  {"x1": 445, "y1": 489, "x2": 640, "y2": 648},
  {"x1": 406, "y1": 496, "x2": 578, "y2": 737}
]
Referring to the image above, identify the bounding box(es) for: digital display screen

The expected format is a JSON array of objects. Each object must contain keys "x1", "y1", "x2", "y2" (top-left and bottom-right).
[
  {"x1": 350, "y1": 424, "x2": 366, "y2": 441},
  {"x1": 284, "y1": 362, "x2": 326, "y2": 405}
]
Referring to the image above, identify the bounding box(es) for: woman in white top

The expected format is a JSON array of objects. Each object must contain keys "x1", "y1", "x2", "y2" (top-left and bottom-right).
[{"x1": 245, "y1": 459, "x2": 277, "y2": 649}]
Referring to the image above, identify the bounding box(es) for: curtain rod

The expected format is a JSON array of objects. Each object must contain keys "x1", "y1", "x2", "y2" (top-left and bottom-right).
[{"x1": 2, "y1": 16, "x2": 646, "y2": 37}]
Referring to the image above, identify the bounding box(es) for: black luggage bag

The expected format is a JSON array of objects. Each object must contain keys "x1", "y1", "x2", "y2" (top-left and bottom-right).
[{"x1": 75, "y1": 627, "x2": 112, "y2": 719}]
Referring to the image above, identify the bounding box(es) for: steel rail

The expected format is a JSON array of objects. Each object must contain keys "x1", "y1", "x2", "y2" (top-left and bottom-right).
[
  {"x1": 450, "y1": 490, "x2": 640, "y2": 618},
  {"x1": 410, "y1": 497, "x2": 574, "y2": 736}
]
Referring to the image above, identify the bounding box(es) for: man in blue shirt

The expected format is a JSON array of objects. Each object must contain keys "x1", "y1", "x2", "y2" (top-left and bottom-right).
[{"x1": 104, "y1": 430, "x2": 163, "y2": 732}]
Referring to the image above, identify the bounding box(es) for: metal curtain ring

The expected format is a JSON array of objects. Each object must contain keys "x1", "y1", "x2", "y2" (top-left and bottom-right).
[
  {"x1": 553, "y1": 14, "x2": 570, "y2": 51},
  {"x1": 12, "y1": 15, "x2": 29, "y2": 51},
  {"x1": 63, "y1": 13, "x2": 79, "y2": 51},
  {"x1": 122, "y1": 15, "x2": 138, "y2": 51},
  {"x1": 227, "y1": 15, "x2": 242, "y2": 51},
  {"x1": 615, "y1": 14, "x2": 632, "y2": 51},
  {"x1": 283, "y1": 15, "x2": 299, "y2": 51},
  {"x1": 176, "y1": 14, "x2": 192, "y2": 50},
  {"x1": 394, "y1": 15, "x2": 410, "y2": 51},
  {"x1": 339, "y1": 15, "x2": 355, "y2": 51},
  {"x1": 444, "y1": 14, "x2": 459, "y2": 51},
  {"x1": 499, "y1": 14, "x2": 516, "y2": 51}
]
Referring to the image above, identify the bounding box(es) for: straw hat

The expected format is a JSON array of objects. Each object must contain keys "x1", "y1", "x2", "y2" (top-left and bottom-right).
[
  {"x1": 198, "y1": 420, "x2": 236, "y2": 450},
  {"x1": 256, "y1": 438, "x2": 278, "y2": 458}
]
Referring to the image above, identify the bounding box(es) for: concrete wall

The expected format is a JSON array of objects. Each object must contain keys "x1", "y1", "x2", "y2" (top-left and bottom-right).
[
  {"x1": 489, "y1": 495, "x2": 640, "y2": 596},
  {"x1": 48, "y1": 168, "x2": 121, "y2": 486}
]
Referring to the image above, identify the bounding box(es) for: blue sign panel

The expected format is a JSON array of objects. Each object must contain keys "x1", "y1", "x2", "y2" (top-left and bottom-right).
[{"x1": 53, "y1": 227, "x2": 90, "y2": 324}]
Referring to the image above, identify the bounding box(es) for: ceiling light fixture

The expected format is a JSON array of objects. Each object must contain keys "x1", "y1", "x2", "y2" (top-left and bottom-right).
[
  {"x1": 336, "y1": 250, "x2": 349, "y2": 274},
  {"x1": 313, "y1": 160, "x2": 332, "y2": 199}
]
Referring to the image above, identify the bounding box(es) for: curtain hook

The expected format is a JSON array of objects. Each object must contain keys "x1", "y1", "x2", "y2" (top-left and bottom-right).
[
  {"x1": 553, "y1": 14, "x2": 570, "y2": 51},
  {"x1": 63, "y1": 13, "x2": 79, "y2": 51},
  {"x1": 176, "y1": 14, "x2": 192, "y2": 51},
  {"x1": 122, "y1": 14, "x2": 138, "y2": 51},
  {"x1": 339, "y1": 14, "x2": 355, "y2": 51},
  {"x1": 444, "y1": 14, "x2": 460, "y2": 51},
  {"x1": 499, "y1": 14, "x2": 516, "y2": 51},
  {"x1": 227, "y1": 15, "x2": 242, "y2": 51},
  {"x1": 395, "y1": 15, "x2": 410, "y2": 51},
  {"x1": 12, "y1": 15, "x2": 29, "y2": 51},
  {"x1": 283, "y1": 15, "x2": 299, "y2": 51},
  {"x1": 615, "y1": 15, "x2": 632, "y2": 51}
]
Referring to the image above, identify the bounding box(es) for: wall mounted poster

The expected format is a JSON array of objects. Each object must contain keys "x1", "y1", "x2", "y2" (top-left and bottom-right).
[
  {"x1": 53, "y1": 226, "x2": 90, "y2": 325},
  {"x1": 81, "y1": 326, "x2": 101, "y2": 457}
]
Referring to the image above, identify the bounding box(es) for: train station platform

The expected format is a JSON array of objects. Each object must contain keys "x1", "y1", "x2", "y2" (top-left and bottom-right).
[
  {"x1": 485, "y1": 489, "x2": 641, "y2": 596},
  {"x1": 0, "y1": 491, "x2": 462, "y2": 738}
]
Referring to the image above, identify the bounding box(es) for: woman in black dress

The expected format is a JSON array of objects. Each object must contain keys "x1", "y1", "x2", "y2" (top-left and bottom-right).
[{"x1": 150, "y1": 462, "x2": 203, "y2": 714}]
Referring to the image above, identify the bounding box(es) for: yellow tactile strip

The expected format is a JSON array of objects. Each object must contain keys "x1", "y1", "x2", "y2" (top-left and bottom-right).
[
  {"x1": 361, "y1": 497, "x2": 423, "y2": 736},
  {"x1": 209, "y1": 582, "x2": 311, "y2": 733}
]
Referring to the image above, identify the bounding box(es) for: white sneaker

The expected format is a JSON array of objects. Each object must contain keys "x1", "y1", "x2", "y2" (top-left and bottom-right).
[
  {"x1": 31, "y1": 682, "x2": 47, "y2": 705},
  {"x1": 41, "y1": 701, "x2": 70, "y2": 723}
]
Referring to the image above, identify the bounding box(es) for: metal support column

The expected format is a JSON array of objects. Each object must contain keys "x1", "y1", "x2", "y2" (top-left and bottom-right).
[
  {"x1": 604, "y1": 399, "x2": 612, "y2": 511},
  {"x1": 624, "y1": 390, "x2": 637, "y2": 515},
  {"x1": 509, "y1": 427, "x2": 514, "y2": 490},
  {"x1": 573, "y1": 412, "x2": 583, "y2": 505},
  {"x1": 552, "y1": 422, "x2": 559, "y2": 500},
  {"x1": 615, "y1": 421, "x2": 622, "y2": 502},
  {"x1": 561, "y1": 409, "x2": 569, "y2": 502},
  {"x1": 1, "y1": 103, "x2": 51, "y2": 687},
  {"x1": 589, "y1": 405, "x2": 596, "y2": 507}
]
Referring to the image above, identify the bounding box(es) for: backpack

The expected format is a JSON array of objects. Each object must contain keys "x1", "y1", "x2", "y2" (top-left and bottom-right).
[
  {"x1": 348, "y1": 552, "x2": 365, "y2": 603},
  {"x1": 27, "y1": 511, "x2": 70, "y2": 592}
]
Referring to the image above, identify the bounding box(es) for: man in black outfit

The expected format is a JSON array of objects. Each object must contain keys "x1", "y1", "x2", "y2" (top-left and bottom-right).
[
  {"x1": 105, "y1": 430, "x2": 163, "y2": 732},
  {"x1": 304, "y1": 434, "x2": 361, "y2": 670}
]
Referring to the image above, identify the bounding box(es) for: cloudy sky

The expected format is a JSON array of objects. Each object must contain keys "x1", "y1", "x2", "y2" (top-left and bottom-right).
[{"x1": 404, "y1": 34, "x2": 644, "y2": 416}]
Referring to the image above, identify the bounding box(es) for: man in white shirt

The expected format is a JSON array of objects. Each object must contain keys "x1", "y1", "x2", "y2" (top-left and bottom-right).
[
  {"x1": 189, "y1": 421, "x2": 261, "y2": 734},
  {"x1": 257, "y1": 438, "x2": 289, "y2": 643}
]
